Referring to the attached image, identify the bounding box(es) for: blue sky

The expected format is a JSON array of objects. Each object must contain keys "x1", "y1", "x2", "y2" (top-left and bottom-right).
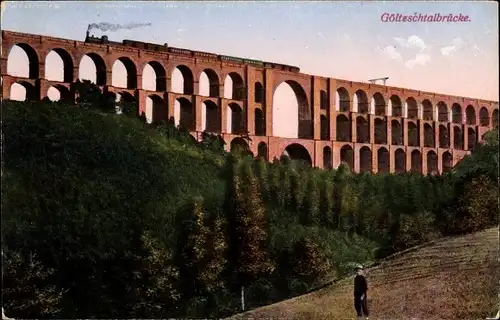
[{"x1": 2, "y1": 1, "x2": 498, "y2": 136}]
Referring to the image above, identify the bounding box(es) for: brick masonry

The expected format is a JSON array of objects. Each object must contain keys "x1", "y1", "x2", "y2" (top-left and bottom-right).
[{"x1": 1, "y1": 30, "x2": 498, "y2": 174}]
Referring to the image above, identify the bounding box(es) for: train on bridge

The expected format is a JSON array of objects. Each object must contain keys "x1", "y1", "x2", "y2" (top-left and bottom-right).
[{"x1": 85, "y1": 32, "x2": 301, "y2": 73}]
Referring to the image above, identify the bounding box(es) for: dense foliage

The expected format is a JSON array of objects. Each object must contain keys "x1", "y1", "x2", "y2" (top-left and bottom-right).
[{"x1": 1, "y1": 85, "x2": 498, "y2": 318}]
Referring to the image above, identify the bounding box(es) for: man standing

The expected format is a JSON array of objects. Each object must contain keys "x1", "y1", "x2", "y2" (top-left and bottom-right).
[{"x1": 354, "y1": 264, "x2": 369, "y2": 319}]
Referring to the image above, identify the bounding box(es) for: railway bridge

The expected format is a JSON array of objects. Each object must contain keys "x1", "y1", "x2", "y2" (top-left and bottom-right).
[{"x1": 1, "y1": 30, "x2": 498, "y2": 174}]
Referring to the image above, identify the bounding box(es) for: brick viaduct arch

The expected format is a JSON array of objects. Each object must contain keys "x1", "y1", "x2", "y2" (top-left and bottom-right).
[{"x1": 1, "y1": 30, "x2": 498, "y2": 174}]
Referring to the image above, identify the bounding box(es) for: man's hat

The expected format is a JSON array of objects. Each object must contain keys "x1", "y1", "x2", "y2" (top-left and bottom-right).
[{"x1": 355, "y1": 264, "x2": 364, "y2": 270}]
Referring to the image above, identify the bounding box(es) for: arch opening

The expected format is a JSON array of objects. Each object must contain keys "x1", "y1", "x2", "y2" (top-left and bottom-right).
[
  {"x1": 283, "y1": 143, "x2": 312, "y2": 167},
  {"x1": 147, "y1": 95, "x2": 167, "y2": 124},
  {"x1": 115, "y1": 91, "x2": 136, "y2": 115},
  {"x1": 9, "y1": 82, "x2": 37, "y2": 101},
  {"x1": 337, "y1": 87, "x2": 350, "y2": 112},
  {"x1": 451, "y1": 103, "x2": 462, "y2": 124},
  {"x1": 224, "y1": 72, "x2": 245, "y2": 100},
  {"x1": 407, "y1": 122, "x2": 419, "y2": 147},
  {"x1": 204, "y1": 100, "x2": 221, "y2": 133},
  {"x1": 423, "y1": 123, "x2": 435, "y2": 148},
  {"x1": 422, "y1": 99, "x2": 433, "y2": 121},
  {"x1": 427, "y1": 151, "x2": 438, "y2": 175},
  {"x1": 79, "y1": 53, "x2": 107, "y2": 86},
  {"x1": 493, "y1": 109, "x2": 499, "y2": 128},
  {"x1": 356, "y1": 90, "x2": 369, "y2": 114},
  {"x1": 172, "y1": 65, "x2": 194, "y2": 94},
  {"x1": 257, "y1": 142, "x2": 268, "y2": 160},
  {"x1": 467, "y1": 127, "x2": 476, "y2": 150},
  {"x1": 230, "y1": 137, "x2": 253, "y2": 156},
  {"x1": 390, "y1": 95, "x2": 402, "y2": 117},
  {"x1": 320, "y1": 90, "x2": 328, "y2": 110},
  {"x1": 391, "y1": 120, "x2": 403, "y2": 145},
  {"x1": 143, "y1": 61, "x2": 167, "y2": 92},
  {"x1": 176, "y1": 97, "x2": 195, "y2": 131},
  {"x1": 374, "y1": 118, "x2": 387, "y2": 144},
  {"x1": 45, "y1": 48, "x2": 74, "y2": 83},
  {"x1": 453, "y1": 126, "x2": 463, "y2": 150},
  {"x1": 254, "y1": 108, "x2": 266, "y2": 136},
  {"x1": 407, "y1": 98, "x2": 418, "y2": 119},
  {"x1": 411, "y1": 150, "x2": 422, "y2": 173},
  {"x1": 320, "y1": 115, "x2": 330, "y2": 140},
  {"x1": 117, "y1": 91, "x2": 135, "y2": 103},
  {"x1": 336, "y1": 114, "x2": 351, "y2": 141},
  {"x1": 199, "y1": 69, "x2": 219, "y2": 97},
  {"x1": 47, "y1": 85, "x2": 72, "y2": 102},
  {"x1": 465, "y1": 105, "x2": 476, "y2": 125},
  {"x1": 377, "y1": 147, "x2": 389, "y2": 174},
  {"x1": 340, "y1": 145, "x2": 354, "y2": 170},
  {"x1": 272, "y1": 80, "x2": 311, "y2": 139},
  {"x1": 479, "y1": 107, "x2": 490, "y2": 126},
  {"x1": 437, "y1": 102, "x2": 448, "y2": 122},
  {"x1": 373, "y1": 93, "x2": 386, "y2": 116},
  {"x1": 359, "y1": 146, "x2": 372, "y2": 173},
  {"x1": 255, "y1": 82, "x2": 264, "y2": 103},
  {"x1": 395, "y1": 149, "x2": 406, "y2": 173},
  {"x1": 228, "y1": 103, "x2": 244, "y2": 134},
  {"x1": 356, "y1": 117, "x2": 369, "y2": 143},
  {"x1": 439, "y1": 125, "x2": 450, "y2": 148},
  {"x1": 7, "y1": 43, "x2": 40, "y2": 79},
  {"x1": 323, "y1": 146, "x2": 332, "y2": 169},
  {"x1": 442, "y1": 152, "x2": 452, "y2": 173},
  {"x1": 112, "y1": 57, "x2": 137, "y2": 89}
]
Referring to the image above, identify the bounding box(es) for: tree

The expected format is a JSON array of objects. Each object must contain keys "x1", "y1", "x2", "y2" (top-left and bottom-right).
[
  {"x1": 118, "y1": 96, "x2": 138, "y2": 116},
  {"x1": 289, "y1": 168, "x2": 304, "y2": 214},
  {"x1": 289, "y1": 237, "x2": 332, "y2": 294},
  {"x1": 391, "y1": 211, "x2": 441, "y2": 252},
  {"x1": 450, "y1": 174, "x2": 499, "y2": 234},
  {"x1": 200, "y1": 131, "x2": 225, "y2": 153},
  {"x1": 319, "y1": 173, "x2": 334, "y2": 228},
  {"x1": 453, "y1": 129, "x2": 499, "y2": 182},
  {"x1": 133, "y1": 232, "x2": 180, "y2": 318},
  {"x1": 225, "y1": 156, "x2": 274, "y2": 291},
  {"x1": 253, "y1": 158, "x2": 270, "y2": 203},
  {"x1": 175, "y1": 197, "x2": 227, "y2": 301},
  {"x1": 277, "y1": 163, "x2": 292, "y2": 209},
  {"x1": 175, "y1": 197, "x2": 210, "y2": 298},
  {"x1": 2, "y1": 250, "x2": 64, "y2": 319},
  {"x1": 299, "y1": 174, "x2": 320, "y2": 226},
  {"x1": 70, "y1": 80, "x2": 102, "y2": 107},
  {"x1": 68, "y1": 79, "x2": 119, "y2": 113}
]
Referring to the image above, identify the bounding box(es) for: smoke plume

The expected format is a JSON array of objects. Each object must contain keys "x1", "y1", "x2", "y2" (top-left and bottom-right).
[{"x1": 87, "y1": 22, "x2": 152, "y2": 32}]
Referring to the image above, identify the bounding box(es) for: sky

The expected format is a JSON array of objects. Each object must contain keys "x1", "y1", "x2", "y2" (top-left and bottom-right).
[{"x1": 2, "y1": 1, "x2": 499, "y2": 138}]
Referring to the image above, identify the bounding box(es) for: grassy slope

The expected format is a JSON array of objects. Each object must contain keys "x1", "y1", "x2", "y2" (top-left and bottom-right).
[{"x1": 229, "y1": 227, "x2": 499, "y2": 320}]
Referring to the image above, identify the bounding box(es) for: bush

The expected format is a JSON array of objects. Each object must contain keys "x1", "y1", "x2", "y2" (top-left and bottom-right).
[
  {"x1": 450, "y1": 175, "x2": 499, "y2": 234},
  {"x1": 2, "y1": 250, "x2": 64, "y2": 319},
  {"x1": 290, "y1": 237, "x2": 332, "y2": 286},
  {"x1": 392, "y1": 211, "x2": 442, "y2": 252}
]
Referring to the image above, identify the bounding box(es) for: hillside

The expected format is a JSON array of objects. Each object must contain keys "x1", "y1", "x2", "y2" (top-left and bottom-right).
[
  {"x1": 229, "y1": 227, "x2": 499, "y2": 320},
  {"x1": 1, "y1": 100, "x2": 380, "y2": 319},
  {"x1": 2, "y1": 98, "x2": 498, "y2": 319}
]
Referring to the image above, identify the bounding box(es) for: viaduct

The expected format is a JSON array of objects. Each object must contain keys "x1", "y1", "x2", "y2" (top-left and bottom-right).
[{"x1": 1, "y1": 30, "x2": 498, "y2": 174}]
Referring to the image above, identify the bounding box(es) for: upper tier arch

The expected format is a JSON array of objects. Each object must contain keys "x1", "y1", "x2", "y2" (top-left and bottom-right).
[{"x1": 1, "y1": 29, "x2": 498, "y2": 122}]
